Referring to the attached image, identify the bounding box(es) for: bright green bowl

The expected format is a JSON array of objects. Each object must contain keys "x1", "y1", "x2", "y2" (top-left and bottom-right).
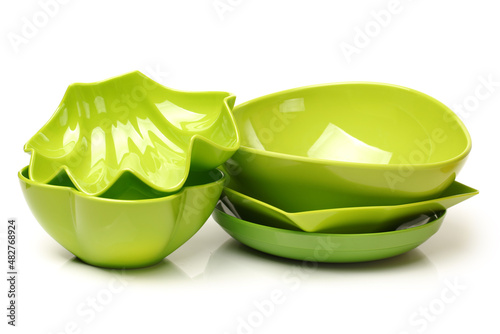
[
  {"x1": 213, "y1": 203, "x2": 445, "y2": 263},
  {"x1": 223, "y1": 181, "x2": 477, "y2": 233},
  {"x1": 25, "y1": 71, "x2": 239, "y2": 196},
  {"x1": 19, "y1": 166, "x2": 225, "y2": 268},
  {"x1": 226, "y1": 82, "x2": 471, "y2": 209}
]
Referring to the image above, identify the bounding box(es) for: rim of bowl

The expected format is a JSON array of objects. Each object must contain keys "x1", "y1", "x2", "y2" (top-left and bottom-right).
[
  {"x1": 215, "y1": 204, "x2": 446, "y2": 238},
  {"x1": 223, "y1": 184, "x2": 477, "y2": 216},
  {"x1": 233, "y1": 82, "x2": 472, "y2": 170},
  {"x1": 18, "y1": 165, "x2": 226, "y2": 204}
]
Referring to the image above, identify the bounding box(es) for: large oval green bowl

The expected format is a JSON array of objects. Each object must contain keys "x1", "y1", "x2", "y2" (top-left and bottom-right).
[
  {"x1": 226, "y1": 82, "x2": 471, "y2": 209},
  {"x1": 19, "y1": 166, "x2": 225, "y2": 268},
  {"x1": 213, "y1": 203, "x2": 445, "y2": 263}
]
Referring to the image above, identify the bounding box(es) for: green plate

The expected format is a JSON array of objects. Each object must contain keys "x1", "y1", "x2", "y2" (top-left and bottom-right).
[
  {"x1": 223, "y1": 181, "x2": 477, "y2": 233},
  {"x1": 226, "y1": 82, "x2": 471, "y2": 210},
  {"x1": 213, "y1": 203, "x2": 445, "y2": 263},
  {"x1": 25, "y1": 71, "x2": 239, "y2": 196}
]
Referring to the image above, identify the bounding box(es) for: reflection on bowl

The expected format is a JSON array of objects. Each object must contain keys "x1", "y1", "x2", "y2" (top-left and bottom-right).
[
  {"x1": 19, "y1": 166, "x2": 225, "y2": 268},
  {"x1": 25, "y1": 71, "x2": 239, "y2": 196},
  {"x1": 226, "y1": 82, "x2": 471, "y2": 209}
]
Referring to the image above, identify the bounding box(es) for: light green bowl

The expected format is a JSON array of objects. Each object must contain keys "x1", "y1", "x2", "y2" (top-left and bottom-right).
[
  {"x1": 25, "y1": 71, "x2": 239, "y2": 196},
  {"x1": 223, "y1": 181, "x2": 477, "y2": 233},
  {"x1": 226, "y1": 82, "x2": 471, "y2": 209},
  {"x1": 213, "y1": 204, "x2": 445, "y2": 263},
  {"x1": 19, "y1": 166, "x2": 225, "y2": 268}
]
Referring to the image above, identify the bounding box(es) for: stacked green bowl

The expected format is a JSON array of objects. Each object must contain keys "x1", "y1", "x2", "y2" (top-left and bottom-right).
[
  {"x1": 20, "y1": 71, "x2": 239, "y2": 268},
  {"x1": 20, "y1": 75, "x2": 478, "y2": 267},
  {"x1": 215, "y1": 82, "x2": 478, "y2": 263}
]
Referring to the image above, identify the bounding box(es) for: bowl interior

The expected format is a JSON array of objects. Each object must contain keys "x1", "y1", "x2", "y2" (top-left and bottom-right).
[
  {"x1": 32, "y1": 71, "x2": 238, "y2": 156},
  {"x1": 24, "y1": 71, "x2": 237, "y2": 195},
  {"x1": 234, "y1": 83, "x2": 469, "y2": 165},
  {"x1": 21, "y1": 166, "x2": 224, "y2": 201}
]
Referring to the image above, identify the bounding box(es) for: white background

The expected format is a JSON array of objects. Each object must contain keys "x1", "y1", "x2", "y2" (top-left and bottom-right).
[{"x1": 1, "y1": 0, "x2": 499, "y2": 333}]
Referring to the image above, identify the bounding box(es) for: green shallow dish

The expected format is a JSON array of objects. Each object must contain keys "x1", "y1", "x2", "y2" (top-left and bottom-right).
[
  {"x1": 213, "y1": 204, "x2": 445, "y2": 263},
  {"x1": 19, "y1": 166, "x2": 225, "y2": 268},
  {"x1": 226, "y1": 82, "x2": 471, "y2": 210},
  {"x1": 25, "y1": 71, "x2": 239, "y2": 196},
  {"x1": 223, "y1": 181, "x2": 477, "y2": 233}
]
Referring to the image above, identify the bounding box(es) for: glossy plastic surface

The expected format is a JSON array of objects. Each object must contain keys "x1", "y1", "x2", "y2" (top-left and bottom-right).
[
  {"x1": 25, "y1": 71, "x2": 239, "y2": 196},
  {"x1": 226, "y1": 82, "x2": 471, "y2": 209},
  {"x1": 223, "y1": 181, "x2": 477, "y2": 233},
  {"x1": 19, "y1": 166, "x2": 225, "y2": 268},
  {"x1": 213, "y1": 203, "x2": 445, "y2": 263}
]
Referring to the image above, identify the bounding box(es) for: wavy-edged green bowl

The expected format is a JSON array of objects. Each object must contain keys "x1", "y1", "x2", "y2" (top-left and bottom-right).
[
  {"x1": 25, "y1": 71, "x2": 239, "y2": 196},
  {"x1": 213, "y1": 203, "x2": 445, "y2": 263},
  {"x1": 19, "y1": 166, "x2": 225, "y2": 268},
  {"x1": 223, "y1": 181, "x2": 477, "y2": 233},
  {"x1": 226, "y1": 82, "x2": 471, "y2": 209}
]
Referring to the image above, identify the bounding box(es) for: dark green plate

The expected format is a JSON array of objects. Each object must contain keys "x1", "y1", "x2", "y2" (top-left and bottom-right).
[{"x1": 213, "y1": 203, "x2": 445, "y2": 263}]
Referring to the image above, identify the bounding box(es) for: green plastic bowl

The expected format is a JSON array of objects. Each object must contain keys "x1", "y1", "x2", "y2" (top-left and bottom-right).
[
  {"x1": 226, "y1": 82, "x2": 471, "y2": 209},
  {"x1": 25, "y1": 71, "x2": 239, "y2": 196},
  {"x1": 213, "y1": 203, "x2": 445, "y2": 263},
  {"x1": 19, "y1": 166, "x2": 225, "y2": 268}
]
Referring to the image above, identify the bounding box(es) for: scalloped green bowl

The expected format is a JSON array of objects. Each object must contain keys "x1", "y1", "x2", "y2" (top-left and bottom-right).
[
  {"x1": 19, "y1": 166, "x2": 225, "y2": 268},
  {"x1": 226, "y1": 82, "x2": 471, "y2": 210},
  {"x1": 25, "y1": 71, "x2": 239, "y2": 196},
  {"x1": 213, "y1": 203, "x2": 445, "y2": 263}
]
